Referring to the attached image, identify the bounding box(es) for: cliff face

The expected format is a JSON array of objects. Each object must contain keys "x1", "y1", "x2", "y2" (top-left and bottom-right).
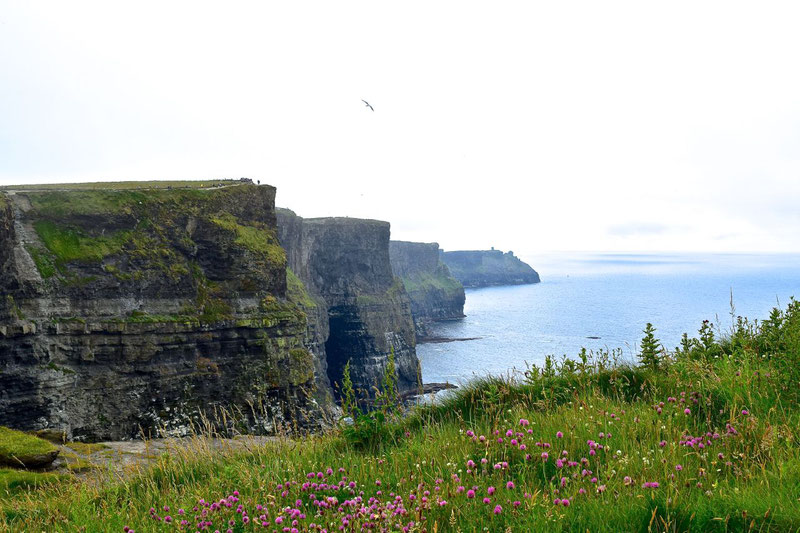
[
  {"x1": 0, "y1": 182, "x2": 332, "y2": 441},
  {"x1": 277, "y1": 209, "x2": 419, "y2": 399},
  {"x1": 440, "y1": 249, "x2": 540, "y2": 288},
  {"x1": 389, "y1": 241, "x2": 465, "y2": 337}
]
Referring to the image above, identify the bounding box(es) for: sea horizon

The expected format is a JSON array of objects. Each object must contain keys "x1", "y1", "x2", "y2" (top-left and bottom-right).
[{"x1": 418, "y1": 251, "x2": 800, "y2": 385}]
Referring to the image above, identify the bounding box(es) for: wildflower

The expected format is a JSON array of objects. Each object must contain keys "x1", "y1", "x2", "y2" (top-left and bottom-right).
[
  {"x1": 541, "y1": 452, "x2": 549, "y2": 460},
  {"x1": 494, "y1": 505, "x2": 502, "y2": 514},
  {"x1": 556, "y1": 431, "x2": 564, "y2": 438},
  {"x1": 513, "y1": 500, "x2": 521, "y2": 508},
  {"x1": 684, "y1": 408, "x2": 691, "y2": 415},
  {"x1": 467, "y1": 490, "x2": 475, "y2": 499},
  {"x1": 483, "y1": 497, "x2": 491, "y2": 504},
  {"x1": 487, "y1": 486, "x2": 496, "y2": 495},
  {"x1": 506, "y1": 481, "x2": 515, "y2": 490},
  {"x1": 675, "y1": 464, "x2": 683, "y2": 471},
  {"x1": 742, "y1": 409, "x2": 749, "y2": 415},
  {"x1": 520, "y1": 418, "x2": 530, "y2": 427}
]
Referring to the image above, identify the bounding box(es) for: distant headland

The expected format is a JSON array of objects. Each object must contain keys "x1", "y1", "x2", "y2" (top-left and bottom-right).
[{"x1": 440, "y1": 248, "x2": 540, "y2": 288}]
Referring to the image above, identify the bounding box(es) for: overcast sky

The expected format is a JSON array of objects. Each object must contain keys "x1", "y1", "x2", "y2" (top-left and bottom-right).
[{"x1": 1, "y1": 1, "x2": 799, "y2": 255}]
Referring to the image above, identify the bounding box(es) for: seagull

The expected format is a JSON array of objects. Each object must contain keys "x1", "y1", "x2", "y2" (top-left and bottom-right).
[{"x1": 362, "y1": 99, "x2": 374, "y2": 111}]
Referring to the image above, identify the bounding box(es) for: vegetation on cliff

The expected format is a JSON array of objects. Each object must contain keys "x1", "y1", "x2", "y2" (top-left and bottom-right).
[
  {"x1": 21, "y1": 182, "x2": 285, "y2": 286},
  {"x1": 401, "y1": 270, "x2": 464, "y2": 298},
  {"x1": 1, "y1": 301, "x2": 799, "y2": 531}
]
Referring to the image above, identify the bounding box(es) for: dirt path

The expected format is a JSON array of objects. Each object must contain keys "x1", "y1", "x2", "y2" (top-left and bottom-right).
[{"x1": 51, "y1": 435, "x2": 278, "y2": 479}]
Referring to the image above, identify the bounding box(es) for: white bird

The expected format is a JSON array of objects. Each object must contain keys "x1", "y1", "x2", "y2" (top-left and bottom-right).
[{"x1": 362, "y1": 99, "x2": 374, "y2": 111}]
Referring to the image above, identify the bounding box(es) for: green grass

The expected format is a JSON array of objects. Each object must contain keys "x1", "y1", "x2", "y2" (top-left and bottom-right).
[
  {"x1": 1, "y1": 303, "x2": 800, "y2": 531},
  {"x1": 401, "y1": 269, "x2": 464, "y2": 295},
  {"x1": 0, "y1": 179, "x2": 237, "y2": 191},
  {"x1": 21, "y1": 181, "x2": 252, "y2": 218},
  {"x1": 0, "y1": 428, "x2": 57, "y2": 468},
  {"x1": 63, "y1": 442, "x2": 108, "y2": 455},
  {"x1": 0, "y1": 469, "x2": 67, "y2": 498},
  {"x1": 34, "y1": 220, "x2": 130, "y2": 264},
  {"x1": 286, "y1": 267, "x2": 317, "y2": 308},
  {"x1": 210, "y1": 213, "x2": 286, "y2": 267}
]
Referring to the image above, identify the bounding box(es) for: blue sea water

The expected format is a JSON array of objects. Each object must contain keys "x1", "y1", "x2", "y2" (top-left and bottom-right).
[{"x1": 417, "y1": 253, "x2": 800, "y2": 385}]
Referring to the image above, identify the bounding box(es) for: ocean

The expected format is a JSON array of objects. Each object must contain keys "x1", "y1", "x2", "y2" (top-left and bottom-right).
[{"x1": 417, "y1": 253, "x2": 800, "y2": 385}]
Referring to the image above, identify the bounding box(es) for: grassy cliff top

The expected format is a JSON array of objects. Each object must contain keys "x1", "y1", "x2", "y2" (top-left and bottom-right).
[
  {"x1": 303, "y1": 216, "x2": 389, "y2": 227},
  {"x1": 0, "y1": 179, "x2": 254, "y2": 192},
  {"x1": 14, "y1": 181, "x2": 271, "y2": 219}
]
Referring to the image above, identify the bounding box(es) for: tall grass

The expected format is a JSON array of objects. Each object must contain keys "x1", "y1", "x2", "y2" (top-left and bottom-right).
[{"x1": 2, "y1": 301, "x2": 800, "y2": 532}]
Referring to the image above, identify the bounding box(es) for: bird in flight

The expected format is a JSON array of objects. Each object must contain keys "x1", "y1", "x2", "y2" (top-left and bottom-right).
[{"x1": 362, "y1": 99, "x2": 374, "y2": 111}]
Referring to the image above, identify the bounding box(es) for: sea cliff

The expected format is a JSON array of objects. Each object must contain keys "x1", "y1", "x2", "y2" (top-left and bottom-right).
[
  {"x1": 276, "y1": 209, "x2": 420, "y2": 400},
  {"x1": 440, "y1": 249, "x2": 540, "y2": 288},
  {"x1": 389, "y1": 241, "x2": 465, "y2": 338},
  {"x1": 0, "y1": 181, "x2": 330, "y2": 440}
]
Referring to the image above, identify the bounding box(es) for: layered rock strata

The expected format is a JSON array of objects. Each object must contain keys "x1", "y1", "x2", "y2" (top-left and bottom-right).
[
  {"x1": 389, "y1": 241, "x2": 465, "y2": 338},
  {"x1": 440, "y1": 249, "x2": 540, "y2": 288},
  {"x1": 276, "y1": 209, "x2": 419, "y2": 400},
  {"x1": 0, "y1": 181, "x2": 333, "y2": 441}
]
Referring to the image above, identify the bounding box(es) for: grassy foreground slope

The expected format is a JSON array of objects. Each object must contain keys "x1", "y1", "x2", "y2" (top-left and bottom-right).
[{"x1": 2, "y1": 301, "x2": 800, "y2": 532}]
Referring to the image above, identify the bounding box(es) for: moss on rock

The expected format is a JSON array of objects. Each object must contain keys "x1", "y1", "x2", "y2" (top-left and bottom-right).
[
  {"x1": 0, "y1": 427, "x2": 59, "y2": 468},
  {"x1": 210, "y1": 213, "x2": 286, "y2": 267},
  {"x1": 286, "y1": 268, "x2": 316, "y2": 309}
]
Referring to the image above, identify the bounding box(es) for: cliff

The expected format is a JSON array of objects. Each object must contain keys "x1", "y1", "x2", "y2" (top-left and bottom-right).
[
  {"x1": 389, "y1": 241, "x2": 465, "y2": 338},
  {"x1": 440, "y1": 249, "x2": 540, "y2": 288},
  {"x1": 0, "y1": 181, "x2": 333, "y2": 441},
  {"x1": 276, "y1": 209, "x2": 419, "y2": 400}
]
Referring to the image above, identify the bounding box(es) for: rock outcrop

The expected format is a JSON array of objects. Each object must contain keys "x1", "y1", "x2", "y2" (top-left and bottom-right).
[
  {"x1": 0, "y1": 181, "x2": 333, "y2": 441},
  {"x1": 440, "y1": 249, "x2": 540, "y2": 288},
  {"x1": 389, "y1": 241, "x2": 465, "y2": 338},
  {"x1": 277, "y1": 209, "x2": 419, "y2": 400}
]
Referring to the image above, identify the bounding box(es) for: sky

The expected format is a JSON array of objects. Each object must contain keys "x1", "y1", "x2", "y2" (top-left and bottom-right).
[{"x1": 1, "y1": 1, "x2": 799, "y2": 256}]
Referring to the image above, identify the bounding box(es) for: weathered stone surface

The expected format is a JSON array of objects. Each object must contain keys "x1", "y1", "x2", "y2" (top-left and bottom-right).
[
  {"x1": 440, "y1": 249, "x2": 540, "y2": 288},
  {"x1": 389, "y1": 241, "x2": 465, "y2": 338},
  {"x1": 0, "y1": 181, "x2": 333, "y2": 441},
  {"x1": 277, "y1": 209, "x2": 419, "y2": 400}
]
